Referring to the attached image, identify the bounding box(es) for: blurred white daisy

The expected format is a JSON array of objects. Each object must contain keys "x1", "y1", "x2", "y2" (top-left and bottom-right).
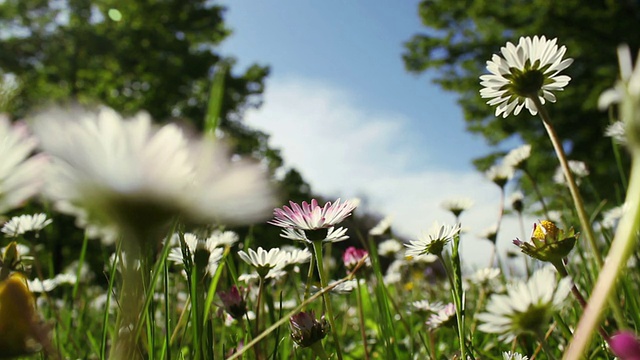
[
  {"x1": 283, "y1": 247, "x2": 312, "y2": 265},
  {"x1": 478, "y1": 224, "x2": 498, "y2": 244},
  {"x1": 480, "y1": 35, "x2": 573, "y2": 118},
  {"x1": 440, "y1": 197, "x2": 474, "y2": 217},
  {"x1": 601, "y1": 205, "x2": 625, "y2": 230},
  {"x1": 2, "y1": 213, "x2": 52, "y2": 238},
  {"x1": 477, "y1": 266, "x2": 572, "y2": 342},
  {"x1": 0, "y1": 115, "x2": 48, "y2": 214},
  {"x1": 377, "y1": 238, "x2": 403, "y2": 257},
  {"x1": 30, "y1": 105, "x2": 275, "y2": 242},
  {"x1": 509, "y1": 191, "x2": 525, "y2": 213},
  {"x1": 469, "y1": 267, "x2": 501, "y2": 285},
  {"x1": 486, "y1": 164, "x2": 515, "y2": 188},
  {"x1": 553, "y1": 160, "x2": 589, "y2": 184},
  {"x1": 605, "y1": 120, "x2": 627, "y2": 145},
  {"x1": 503, "y1": 144, "x2": 532, "y2": 169},
  {"x1": 28, "y1": 273, "x2": 77, "y2": 293},
  {"x1": 405, "y1": 222, "x2": 461, "y2": 257},
  {"x1": 503, "y1": 352, "x2": 529, "y2": 360},
  {"x1": 206, "y1": 230, "x2": 239, "y2": 248},
  {"x1": 369, "y1": 214, "x2": 394, "y2": 236},
  {"x1": 412, "y1": 300, "x2": 444, "y2": 313},
  {"x1": 598, "y1": 45, "x2": 640, "y2": 147}
]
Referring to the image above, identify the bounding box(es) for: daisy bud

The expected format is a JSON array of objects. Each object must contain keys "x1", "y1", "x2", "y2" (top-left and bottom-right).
[
  {"x1": 218, "y1": 286, "x2": 246, "y2": 320},
  {"x1": 289, "y1": 310, "x2": 329, "y2": 348},
  {"x1": 610, "y1": 331, "x2": 640, "y2": 360},
  {"x1": 513, "y1": 220, "x2": 577, "y2": 263},
  {"x1": 342, "y1": 246, "x2": 368, "y2": 273}
]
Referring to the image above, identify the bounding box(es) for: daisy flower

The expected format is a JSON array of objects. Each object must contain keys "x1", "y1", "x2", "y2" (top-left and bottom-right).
[
  {"x1": 509, "y1": 191, "x2": 524, "y2": 213},
  {"x1": 168, "y1": 233, "x2": 224, "y2": 277},
  {"x1": 0, "y1": 115, "x2": 47, "y2": 214},
  {"x1": 289, "y1": 310, "x2": 329, "y2": 348},
  {"x1": 503, "y1": 144, "x2": 532, "y2": 169},
  {"x1": 426, "y1": 303, "x2": 456, "y2": 330},
  {"x1": 30, "y1": 105, "x2": 275, "y2": 242},
  {"x1": 342, "y1": 246, "x2": 368, "y2": 272},
  {"x1": 553, "y1": 160, "x2": 589, "y2": 184},
  {"x1": 440, "y1": 197, "x2": 474, "y2": 217},
  {"x1": 477, "y1": 266, "x2": 572, "y2": 342},
  {"x1": 404, "y1": 222, "x2": 461, "y2": 257},
  {"x1": 412, "y1": 300, "x2": 444, "y2": 313},
  {"x1": 377, "y1": 238, "x2": 403, "y2": 257},
  {"x1": 469, "y1": 267, "x2": 501, "y2": 285},
  {"x1": 480, "y1": 35, "x2": 573, "y2": 118},
  {"x1": 478, "y1": 224, "x2": 499, "y2": 244},
  {"x1": 486, "y1": 164, "x2": 514, "y2": 188},
  {"x1": 2, "y1": 214, "x2": 52, "y2": 238},
  {"x1": 601, "y1": 205, "x2": 625, "y2": 230},
  {"x1": 605, "y1": 120, "x2": 627, "y2": 145},
  {"x1": 610, "y1": 331, "x2": 640, "y2": 360},
  {"x1": 237, "y1": 247, "x2": 289, "y2": 278},
  {"x1": 503, "y1": 352, "x2": 529, "y2": 360},
  {"x1": 369, "y1": 214, "x2": 394, "y2": 236},
  {"x1": 280, "y1": 226, "x2": 349, "y2": 244}
]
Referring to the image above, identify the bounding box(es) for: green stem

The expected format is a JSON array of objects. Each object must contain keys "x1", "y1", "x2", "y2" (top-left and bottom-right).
[
  {"x1": 531, "y1": 96, "x2": 603, "y2": 267},
  {"x1": 564, "y1": 154, "x2": 640, "y2": 359},
  {"x1": 523, "y1": 168, "x2": 551, "y2": 219},
  {"x1": 451, "y1": 235, "x2": 466, "y2": 360},
  {"x1": 312, "y1": 240, "x2": 344, "y2": 360},
  {"x1": 355, "y1": 276, "x2": 370, "y2": 360},
  {"x1": 310, "y1": 340, "x2": 331, "y2": 360}
]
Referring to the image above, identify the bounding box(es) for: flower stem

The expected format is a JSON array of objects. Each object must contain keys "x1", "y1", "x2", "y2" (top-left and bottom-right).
[
  {"x1": 310, "y1": 341, "x2": 331, "y2": 360},
  {"x1": 312, "y1": 240, "x2": 344, "y2": 360},
  {"x1": 355, "y1": 276, "x2": 370, "y2": 360},
  {"x1": 531, "y1": 96, "x2": 603, "y2": 267},
  {"x1": 564, "y1": 153, "x2": 640, "y2": 359},
  {"x1": 451, "y1": 234, "x2": 466, "y2": 360}
]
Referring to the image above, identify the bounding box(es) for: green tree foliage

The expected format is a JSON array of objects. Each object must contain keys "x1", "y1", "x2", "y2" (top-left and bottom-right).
[{"x1": 403, "y1": 0, "x2": 640, "y2": 213}]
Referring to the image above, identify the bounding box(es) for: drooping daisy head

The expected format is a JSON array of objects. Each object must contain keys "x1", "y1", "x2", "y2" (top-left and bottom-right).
[
  {"x1": 480, "y1": 35, "x2": 573, "y2": 118},
  {"x1": 440, "y1": 197, "x2": 474, "y2": 218},
  {"x1": 404, "y1": 221, "x2": 461, "y2": 258},
  {"x1": 477, "y1": 266, "x2": 572, "y2": 342},
  {"x1": 289, "y1": 310, "x2": 329, "y2": 348},
  {"x1": 30, "y1": 105, "x2": 275, "y2": 243}
]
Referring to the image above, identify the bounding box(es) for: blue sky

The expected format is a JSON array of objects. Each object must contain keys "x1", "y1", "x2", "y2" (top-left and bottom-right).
[{"x1": 217, "y1": 1, "x2": 531, "y2": 266}]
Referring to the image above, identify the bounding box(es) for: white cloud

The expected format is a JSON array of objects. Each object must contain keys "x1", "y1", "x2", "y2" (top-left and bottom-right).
[{"x1": 244, "y1": 76, "x2": 536, "y2": 269}]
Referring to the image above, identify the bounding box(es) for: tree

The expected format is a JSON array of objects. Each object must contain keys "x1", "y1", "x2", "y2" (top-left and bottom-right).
[{"x1": 403, "y1": 0, "x2": 640, "y2": 214}]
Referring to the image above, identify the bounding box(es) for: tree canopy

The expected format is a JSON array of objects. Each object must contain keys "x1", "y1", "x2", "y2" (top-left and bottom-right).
[{"x1": 403, "y1": 0, "x2": 640, "y2": 213}]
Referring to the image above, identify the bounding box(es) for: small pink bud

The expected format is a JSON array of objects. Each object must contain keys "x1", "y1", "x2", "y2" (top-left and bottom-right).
[
  {"x1": 342, "y1": 246, "x2": 368, "y2": 272},
  {"x1": 611, "y1": 331, "x2": 640, "y2": 360}
]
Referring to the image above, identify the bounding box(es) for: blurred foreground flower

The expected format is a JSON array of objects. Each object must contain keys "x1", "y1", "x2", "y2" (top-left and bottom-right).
[
  {"x1": 0, "y1": 115, "x2": 47, "y2": 215},
  {"x1": 477, "y1": 266, "x2": 572, "y2": 342},
  {"x1": 480, "y1": 35, "x2": 573, "y2": 118},
  {"x1": 30, "y1": 105, "x2": 275, "y2": 243},
  {"x1": 610, "y1": 331, "x2": 640, "y2": 360},
  {"x1": 513, "y1": 220, "x2": 577, "y2": 263}
]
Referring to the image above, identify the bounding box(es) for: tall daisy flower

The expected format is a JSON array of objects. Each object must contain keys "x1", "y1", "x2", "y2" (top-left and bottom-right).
[
  {"x1": 269, "y1": 198, "x2": 359, "y2": 242},
  {"x1": 0, "y1": 115, "x2": 47, "y2": 214},
  {"x1": 503, "y1": 144, "x2": 532, "y2": 170},
  {"x1": 237, "y1": 247, "x2": 289, "y2": 278},
  {"x1": 440, "y1": 197, "x2": 474, "y2": 218},
  {"x1": 480, "y1": 35, "x2": 573, "y2": 118},
  {"x1": 167, "y1": 233, "x2": 224, "y2": 277},
  {"x1": 29, "y1": 105, "x2": 275, "y2": 242},
  {"x1": 404, "y1": 221, "x2": 461, "y2": 258},
  {"x1": 477, "y1": 266, "x2": 572, "y2": 342}
]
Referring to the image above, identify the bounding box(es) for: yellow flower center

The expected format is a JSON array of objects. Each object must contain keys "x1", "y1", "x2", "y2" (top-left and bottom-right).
[{"x1": 533, "y1": 220, "x2": 559, "y2": 241}]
